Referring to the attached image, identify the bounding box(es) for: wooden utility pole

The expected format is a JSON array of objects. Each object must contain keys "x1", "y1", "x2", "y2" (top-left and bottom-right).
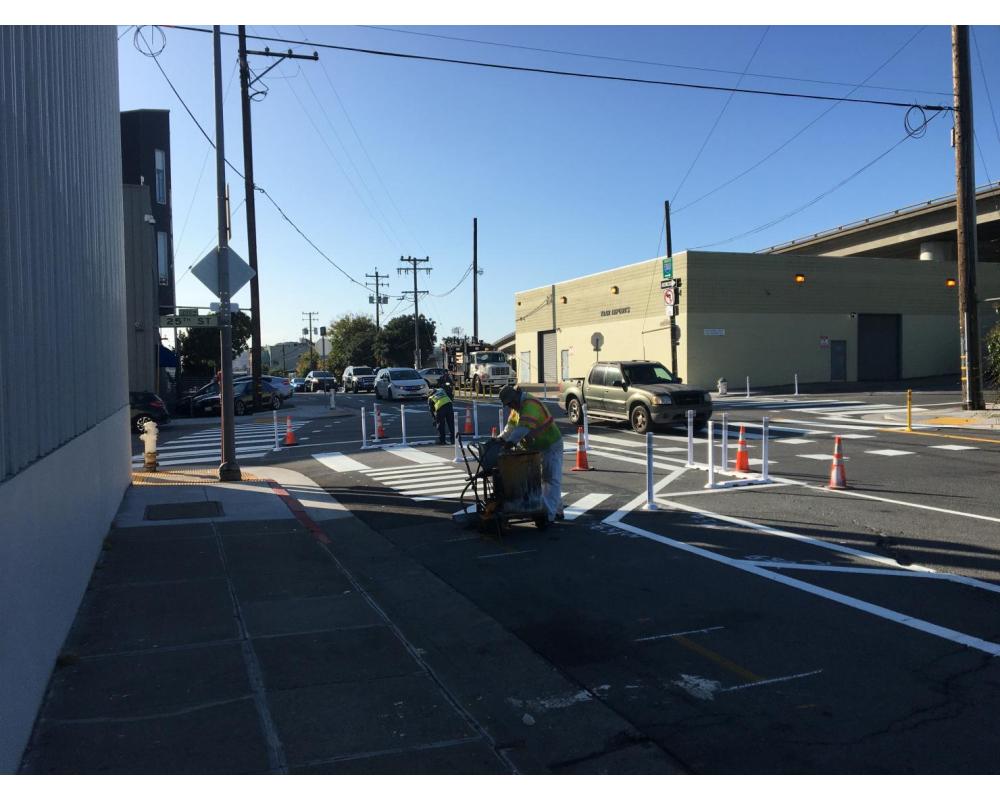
[
  {"x1": 302, "y1": 311, "x2": 318, "y2": 369},
  {"x1": 398, "y1": 256, "x2": 431, "y2": 369},
  {"x1": 473, "y1": 218, "x2": 479, "y2": 341},
  {"x1": 238, "y1": 29, "x2": 318, "y2": 408},
  {"x1": 665, "y1": 200, "x2": 678, "y2": 378},
  {"x1": 366, "y1": 270, "x2": 389, "y2": 331},
  {"x1": 952, "y1": 25, "x2": 984, "y2": 410}
]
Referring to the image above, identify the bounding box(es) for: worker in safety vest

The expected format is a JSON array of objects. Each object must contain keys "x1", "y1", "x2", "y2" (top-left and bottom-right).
[
  {"x1": 498, "y1": 386, "x2": 564, "y2": 522},
  {"x1": 427, "y1": 386, "x2": 455, "y2": 445}
]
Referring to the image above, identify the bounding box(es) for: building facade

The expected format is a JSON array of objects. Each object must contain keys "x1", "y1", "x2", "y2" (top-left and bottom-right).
[
  {"x1": 515, "y1": 251, "x2": 1000, "y2": 390},
  {"x1": 0, "y1": 26, "x2": 130, "y2": 772}
]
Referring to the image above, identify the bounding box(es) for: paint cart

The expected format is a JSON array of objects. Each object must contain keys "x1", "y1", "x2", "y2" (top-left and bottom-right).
[{"x1": 455, "y1": 437, "x2": 549, "y2": 536}]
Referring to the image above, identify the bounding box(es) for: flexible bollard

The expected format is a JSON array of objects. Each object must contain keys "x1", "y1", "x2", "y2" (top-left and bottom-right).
[
  {"x1": 906, "y1": 389, "x2": 912, "y2": 432},
  {"x1": 642, "y1": 432, "x2": 658, "y2": 511},
  {"x1": 582, "y1": 402, "x2": 590, "y2": 452},
  {"x1": 721, "y1": 412, "x2": 729, "y2": 470},
  {"x1": 762, "y1": 416, "x2": 770, "y2": 482},
  {"x1": 746, "y1": 376, "x2": 750, "y2": 399},
  {"x1": 473, "y1": 400, "x2": 479, "y2": 437},
  {"x1": 686, "y1": 409, "x2": 695, "y2": 467},
  {"x1": 329, "y1": 386, "x2": 337, "y2": 410},
  {"x1": 400, "y1": 404, "x2": 408, "y2": 446},
  {"x1": 453, "y1": 412, "x2": 463, "y2": 463},
  {"x1": 497, "y1": 407, "x2": 504, "y2": 434},
  {"x1": 705, "y1": 420, "x2": 717, "y2": 488},
  {"x1": 361, "y1": 405, "x2": 369, "y2": 447},
  {"x1": 272, "y1": 410, "x2": 280, "y2": 451},
  {"x1": 794, "y1": 373, "x2": 799, "y2": 397}
]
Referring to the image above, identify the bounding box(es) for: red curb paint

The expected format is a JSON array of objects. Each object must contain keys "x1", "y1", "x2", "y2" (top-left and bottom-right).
[{"x1": 266, "y1": 480, "x2": 331, "y2": 544}]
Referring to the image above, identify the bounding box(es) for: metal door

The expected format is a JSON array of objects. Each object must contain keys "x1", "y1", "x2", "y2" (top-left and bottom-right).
[
  {"x1": 830, "y1": 340, "x2": 847, "y2": 382},
  {"x1": 602, "y1": 364, "x2": 629, "y2": 418},
  {"x1": 519, "y1": 352, "x2": 531, "y2": 384},
  {"x1": 539, "y1": 330, "x2": 557, "y2": 384},
  {"x1": 857, "y1": 314, "x2": 901, "y2": 381},
  {"x1": 560, "y1": 349, "x2": 570, "y2": 381}
]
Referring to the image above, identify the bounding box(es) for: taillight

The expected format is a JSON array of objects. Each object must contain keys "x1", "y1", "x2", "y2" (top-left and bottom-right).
[{"x1": 150, "y1": 400, "x2": 164, "y2": 409}]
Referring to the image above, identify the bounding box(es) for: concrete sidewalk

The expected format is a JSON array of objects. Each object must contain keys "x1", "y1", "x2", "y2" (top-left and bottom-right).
[
  {"x1": 19, "y1": 466, "x2": 679, "y2": 774},
  {"x1": 876, "y1": 403, "x2": 1000, "y2": 432}
]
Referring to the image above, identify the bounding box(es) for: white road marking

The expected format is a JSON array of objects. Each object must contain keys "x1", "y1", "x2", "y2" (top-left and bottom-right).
[
  {"x1": 477, "y1": 550, "x2": 537, "y2": 559},
  {"x1": 864, "y1": 449, "x2": 915, "y2": 457},
  {"x1": 807, "y1": 485, "x2": 1000, "y2": 525},
  {"x1": 312, "y1": 452, "x2": 370, "y2": 472},
  {"x1": 796, "y1": 454, "x2": 836, "y2": 461},
  {"x1": 774, "y1": 438, "x2": 816, "y2": 445},
  {"x1": 384, "y1": 446, "x2": 454, "y2": 465},
  {"x1": 721, "y1": 669, "x2": 823, "y2": 693},
  {"x1": 364, "y1": 464, "x2": 456, "y2": 478},
  {"x1": 635, "y1": 625, "x2": 725, "y2": 642},
  {"x1": 563, "y1": 493, "x2": 612, "y2": 520},
  {"x1": 748, "y1": 562, "x2": 1000, "y2": 594},
  {"x1": 836, "y1": 433, "x2": 876, "y2": 439},
  {"x1": 929, "y1": 444, "x2": 979, "y2": 451}
]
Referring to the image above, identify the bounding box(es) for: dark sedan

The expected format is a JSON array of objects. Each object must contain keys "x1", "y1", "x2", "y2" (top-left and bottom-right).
[
  {"x1": 191, "y1": 380, "x2": 283, "y2": 416},
  {"x1": 130, "y1": 391, "x2": 170, "y2": 435}
]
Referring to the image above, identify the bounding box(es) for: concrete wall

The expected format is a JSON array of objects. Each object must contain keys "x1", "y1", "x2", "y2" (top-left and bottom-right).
[
  {"x1": 123, "y1": 185, "x2": 160, "y2": 393},
  {"x1": 513, "y1": 250, "x2": 1000, "y2": 391},
  {"x1": 0, "y1": 26, "x2": 129, "y2": 772}
]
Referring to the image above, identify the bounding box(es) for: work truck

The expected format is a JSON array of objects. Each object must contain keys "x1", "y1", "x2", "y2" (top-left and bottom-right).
[{"x1": 561, "y1": 360, "x2": 713, "y2": 434}]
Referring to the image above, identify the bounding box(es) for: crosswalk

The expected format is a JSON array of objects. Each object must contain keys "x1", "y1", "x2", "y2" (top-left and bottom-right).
[
  {"x1": 313, "y1": 449, "x2": 613, "y2": 519},
  {"x1": 132, "y1": 420, "x2": 310, "y2": 468}
]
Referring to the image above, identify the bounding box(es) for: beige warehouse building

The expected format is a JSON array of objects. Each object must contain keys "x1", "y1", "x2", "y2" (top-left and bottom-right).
[{"x1": 514, "y1": 250, "x2": 1000, "y2": 389}]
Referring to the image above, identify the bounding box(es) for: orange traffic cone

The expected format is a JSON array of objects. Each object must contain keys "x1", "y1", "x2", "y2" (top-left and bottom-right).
[
  {"x1": 733, "y1": 425, "x2": 751, "y2": 472},
  {"x1": 463, "y1": 407, "x2": 474, "y2": 435},
  {"x1": 828, "y1": 436, "x2": 848, "y2": 489},
  {"x1": 284, "y1": 416, "x2": 298, "y2": 446},
  {"x1": 374, "y1": 406, "x2": 386, "y2": 440},
  {"x1": 571, "y1": 426, "x2": 593, "y2": 471}
]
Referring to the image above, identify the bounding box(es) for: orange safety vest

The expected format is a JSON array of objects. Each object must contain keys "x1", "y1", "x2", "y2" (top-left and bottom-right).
[{"x1": 508, "y1": 395, "x2": 561, "y2": 451}]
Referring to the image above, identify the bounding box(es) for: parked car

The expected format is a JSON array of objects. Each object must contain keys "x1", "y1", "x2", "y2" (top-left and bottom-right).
[
  {"x1": 561, "y1": 360, "x2": 713, "y2": 435},
  {"x1": 342, "y1": 365, "x2": 376, "y2": 393},
  {"x1": 237, "y1": 374, "x2": 292, "y2": 401},
  {"x1": 192, "y1": 379, "x2": 283, "y2": 416},
  {"x1": 419, "y1": 367, "x2": 453, "y2": 388},
  {"x1": 174, "y1": 380, "x2": 220, "y2": 417},
  {"x1": 374, "y1": 368, "x2": 431, "y2": 401},
  {"x1": 130, "y1": 391, "x2": 170, "y2": 435},
  {"x1": 304, "y1": 370, "x2": 336, "y2": 392},
  {"x1": 290, "y1": 377, "x2": 306, "y2": 393}
]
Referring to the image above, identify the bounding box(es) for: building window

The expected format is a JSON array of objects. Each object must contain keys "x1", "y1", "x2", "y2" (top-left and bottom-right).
[
  {"x1": 157, "y1": 232, "x2": 169, "y2": 284},
  {"x1": 154, "y1": 149, "x2": 166, "y2": 204}
]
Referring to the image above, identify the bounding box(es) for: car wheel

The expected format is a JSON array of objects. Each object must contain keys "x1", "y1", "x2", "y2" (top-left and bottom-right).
[
  {"x1": 630, "y1": 403, "x2": 650, "y2": 435},
  {"x1": 133, "y1": 414, "x2": 153, "y2": 435},
  {"x1": 234, "y1": 399, "x2": 246, "y2": 416},
  {"x1": 566, "y1": 397, "x2": 582, "y2": 425},
  {"x1": 352, "y1": 384, "x2": 358, "y2": 393},
  {"x1": 271, "y1": 395, "x2": 281, "y2": 410}
]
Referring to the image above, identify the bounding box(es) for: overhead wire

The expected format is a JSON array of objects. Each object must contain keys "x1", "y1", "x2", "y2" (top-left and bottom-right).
[
  {"x1": 358, "y1": 24, "x2": 953, "y2": 100},
  {"x1": 429, "y1": 263, "x2": 474, "y2": 298},
  {"x1": 133, "y1": 26, "x2": 372, "y2": 295},
  {"x1": 167, "y1": 26, "x2": 953, "y2": 113}
]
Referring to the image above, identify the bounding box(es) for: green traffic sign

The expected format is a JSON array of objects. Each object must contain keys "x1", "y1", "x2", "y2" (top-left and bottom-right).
[{"x1": 662, "y1": 258, "x2": 673, "y2": 280}]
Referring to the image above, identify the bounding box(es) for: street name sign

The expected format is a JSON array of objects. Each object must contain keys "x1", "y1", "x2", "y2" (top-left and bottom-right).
[{"x1": 160, "y1": 313, "x2": 218, "y2": 328}]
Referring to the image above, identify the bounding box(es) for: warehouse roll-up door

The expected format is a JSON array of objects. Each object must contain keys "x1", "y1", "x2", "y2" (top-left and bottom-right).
[
  {"x1": 539, "y1": 330, "x2": 557, "y2": 383},
  {"x1": 857, "y1": 314, "x2": 901, "y2": 381}
]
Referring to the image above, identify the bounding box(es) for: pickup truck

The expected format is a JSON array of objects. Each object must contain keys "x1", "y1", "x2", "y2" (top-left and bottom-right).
[{"x1": 561, "y1": 360, "x2": 713, "y2": 434}]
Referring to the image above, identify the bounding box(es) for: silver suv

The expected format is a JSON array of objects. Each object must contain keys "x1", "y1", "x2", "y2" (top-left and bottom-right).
[{"x1": 342, "y1": 365, "x2": 376, "y2": 393}]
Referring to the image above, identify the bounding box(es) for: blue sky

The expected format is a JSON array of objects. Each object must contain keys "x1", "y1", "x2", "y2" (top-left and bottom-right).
[{"x1": 109, "y1": 13, "x2": 1000, "y2": 348}]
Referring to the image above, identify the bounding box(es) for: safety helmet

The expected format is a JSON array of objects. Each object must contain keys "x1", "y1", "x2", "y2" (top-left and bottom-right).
[{"x1": 498, "y1": 386, "x2": 520, "y2": 407}]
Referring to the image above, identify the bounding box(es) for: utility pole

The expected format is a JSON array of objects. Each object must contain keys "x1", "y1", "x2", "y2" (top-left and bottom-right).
[
  {"x1": 214, "y1": 26, "x2": 240, "y2": 482},
  {"x1": 473, "y1": 217, "x2": 479, "y2": 342},
  {"x1": 366, "y1": 270, "x2": 389, "y2": 331},
  {"x1": 302, "y1": 311, "x2": 318, "y2": 370},
  {"x1": 398, "y1": 256, "x2": 431, "y2": 369},
  {"x1": 665, "y1": 200, "x2": 678, "y2": 378},
  {"x1": 238, "y1": 30, "x2": 317, "y2": 410},
  {"x1": 952, "y1": 25, "x2": 984, "y2": 410}
]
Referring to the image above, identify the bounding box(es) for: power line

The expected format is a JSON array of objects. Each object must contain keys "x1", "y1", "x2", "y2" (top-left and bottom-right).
[
  {"x1": 429, "y1": 263, "x2": 474, "y2": 297},
  {"x1": 167, "y1": 26, "x2": 953, "y2": 113},
  {"x1": 358, "y1": 25, "x2": 952, "y2": 99},
  {"x1": 134, "y1": 27, "x2": 372, "y2": 295}
]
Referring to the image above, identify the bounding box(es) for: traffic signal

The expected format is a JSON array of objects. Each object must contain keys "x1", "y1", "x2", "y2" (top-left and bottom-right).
[{"x1": 319, "y1": 326, "x2": 327, "y2": 337}]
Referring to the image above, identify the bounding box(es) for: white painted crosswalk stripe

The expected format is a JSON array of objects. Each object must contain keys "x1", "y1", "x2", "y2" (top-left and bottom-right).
[
  {"x1": 131, "y1": 421, "x2": 308, "y2": 466},
  {"x1": 563, "y1": 493, "x2": 612, "y2": 520},
  {"x1": 865, "y1": 449, "x2": 915, "y2": 457},
  {"x1": 929, "y1": 444, "x2": 979, "y2": 451},
  {"x1": 312, "y1": 452, "x2": 370, "y2": 472}
]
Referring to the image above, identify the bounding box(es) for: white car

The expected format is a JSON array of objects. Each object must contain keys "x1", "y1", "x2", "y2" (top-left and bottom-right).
[{"x1": 374, "y1": 368, "x2": 430, "y2": 401}]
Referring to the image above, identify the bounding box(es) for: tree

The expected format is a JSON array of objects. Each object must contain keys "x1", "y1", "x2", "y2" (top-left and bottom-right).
[
  {"x1": 294, "y1": 351, "x2": 314, "y2": 378},
  {"x1": 375, "y1": 313, "x2": 437, "y2": 367},
  {"x1": 177, "y1": 311, "x2": 253, "y2": 376},
  {"x1": 325, "y1": 313, "x2": 378, "y2": 374},
  {"x1": 985, "y1": 321, "x2": 1000, "y2": 398}
]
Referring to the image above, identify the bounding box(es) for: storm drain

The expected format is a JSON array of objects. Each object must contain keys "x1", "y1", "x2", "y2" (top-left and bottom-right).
[{"x1": 144, "y1": 501, "x2": 224, "y2": 521}]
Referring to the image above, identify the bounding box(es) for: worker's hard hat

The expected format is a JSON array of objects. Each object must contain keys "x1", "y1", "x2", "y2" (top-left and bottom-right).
[{"x1": 499, "y1": 386, "x2": 520, "y2": 407}]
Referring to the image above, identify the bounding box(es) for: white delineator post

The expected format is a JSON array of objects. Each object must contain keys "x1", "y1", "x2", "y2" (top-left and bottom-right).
[
  {"x1": 400, "y1": 404, "x2": 408, "y2": 446},
  {"x1": 705, "y1": 420, "x2": 717, "y2": 488},
  {"x1": 329, "y1": 386, "x2": 337, "y2": 409},
  {"x1": 582, "y1": 403, "x2": 590, "y2": 452},
  {"x1": 794, "y1": 373, "x2": 799, "y2": 397},
  {"x1": 686, "y1": 409, "x2": 695, "y2": 467},
  {"x1": 453, "y1": 411, "x2": 462, "y2": 463},
  {"x1": 473, "y1": 400, "x2": 479, "y2": 437},
  {"x1": 745, "y1": 376, "x2": 750, "y2": 398},
  {"x1": 272, "y1": 410, "x2": 280, "y2": 451},
  {"x1": 361, "y1": 405, "x2": 369, "y2": 448},
  {"x1": 497, "y1": 406, "x2": 504, "y2": 434},
  {"x1": 721, "y1": 412, "x2": 729, "y2": 470},
  {"x1": 761, "y1": 416, "x2": 770, "y2": 482},
  {"x1": 642, "y1": 432, "x2": 658, "y2": 511}
]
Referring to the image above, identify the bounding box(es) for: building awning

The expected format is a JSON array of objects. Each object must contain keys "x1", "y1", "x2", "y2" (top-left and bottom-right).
[{"x1": 159, "y1": 344, "x2": 178, "y2": 367}]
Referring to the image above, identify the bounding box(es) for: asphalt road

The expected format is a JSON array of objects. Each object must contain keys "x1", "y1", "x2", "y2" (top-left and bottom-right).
[{"x1": 138, "y1": 388, "x2": 1000, "y2": 773}]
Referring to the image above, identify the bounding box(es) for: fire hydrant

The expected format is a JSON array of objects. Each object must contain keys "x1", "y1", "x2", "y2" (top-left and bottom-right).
[
  {"x1": 717, "y1": 377, "x2": 728, "y2": 396},
  {"x1": 140, "y1": 420, "x2": 159, "y2": 472}
]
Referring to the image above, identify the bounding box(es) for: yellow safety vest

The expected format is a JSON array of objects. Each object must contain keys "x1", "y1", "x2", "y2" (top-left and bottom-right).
[
  {"x1": 508, "y1": 395, "x2": 561, "y2": 451},
  {"x1": 430, "y1": 388, "x2": 452, "y2": 413}
]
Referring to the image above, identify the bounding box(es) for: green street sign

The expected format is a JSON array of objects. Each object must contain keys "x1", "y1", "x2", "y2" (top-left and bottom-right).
[{"x1": 662, "y1": 258, "x2": 673, "y2": 280}]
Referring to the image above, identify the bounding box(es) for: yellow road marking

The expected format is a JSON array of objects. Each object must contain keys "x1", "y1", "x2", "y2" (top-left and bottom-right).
[
  {"x1": 889, "y1": 428, "x2": 1000, "y2": 445},
  {"x1": 674, "y1": 635, "x2": 762, "y2": 683}
]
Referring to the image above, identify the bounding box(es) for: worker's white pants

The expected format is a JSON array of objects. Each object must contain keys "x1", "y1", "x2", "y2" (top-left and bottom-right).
[{"x1": 541, "y1": 438, "x2": 564, "y2": 521}]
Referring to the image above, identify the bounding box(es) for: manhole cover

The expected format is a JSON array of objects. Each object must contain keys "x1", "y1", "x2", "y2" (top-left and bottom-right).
[{"x1": 144, "y1": 501, "x2": 224, "y2": 521}]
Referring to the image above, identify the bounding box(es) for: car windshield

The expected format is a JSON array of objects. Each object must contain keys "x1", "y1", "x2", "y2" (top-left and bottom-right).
[
  {"x1": 353, "y1": 368, "x2": 374, "y2": 376},
  {"x1": 622, "y1": 363, "x2": 675, "y2": 385},
  {"x1": 388, "y1": 369, "x2": 422, "y2": 381},
  {"x1": 474, "y1": 352, "x2": 505, "y2": 363},
  {"x1": 312, "y1": 371, "x2": 332, "y2": 378}
]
